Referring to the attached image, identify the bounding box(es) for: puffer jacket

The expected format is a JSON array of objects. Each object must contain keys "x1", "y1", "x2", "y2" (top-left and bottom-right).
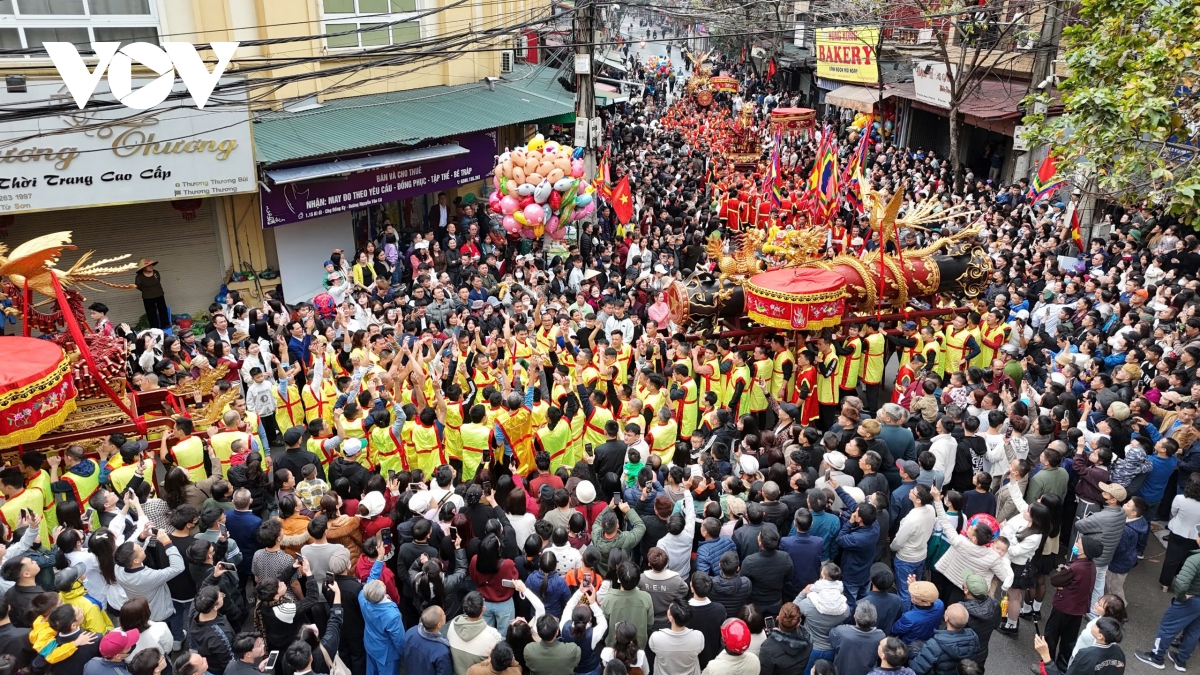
[
  {"x1": 758, "y1": 628, "x2": 812, "y2": 675},
  {"x1": 962, "y1": 595, "x2": 1000, "y2": 664},
  {"x1": 892, "y1": 600, "x2": 945, "y2": 644},
  {"x1": 1073, "y1": 504, "x2": 1126, "y2": 566},
  {"x1": 910, "y1": 628, "x2": 980, "y2": 675},
  {"x1": 709, "y1": 574, "x2": 752, "y2": 619}
]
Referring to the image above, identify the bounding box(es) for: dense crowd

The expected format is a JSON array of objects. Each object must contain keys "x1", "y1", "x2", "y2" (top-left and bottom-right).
[{"x1": 7, "y1": 14, "x2": 1200, "y2": 675}]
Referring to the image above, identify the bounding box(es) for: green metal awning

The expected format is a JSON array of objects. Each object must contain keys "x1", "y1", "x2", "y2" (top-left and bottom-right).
[{"x1": 253, "y1": 64, "x2": 576, "y2": 166}]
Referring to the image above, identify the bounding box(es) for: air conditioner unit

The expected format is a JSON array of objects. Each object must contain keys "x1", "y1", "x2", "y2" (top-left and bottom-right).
[{"x1": 500, "y1": 49, "x2": 515, "y2": 73}]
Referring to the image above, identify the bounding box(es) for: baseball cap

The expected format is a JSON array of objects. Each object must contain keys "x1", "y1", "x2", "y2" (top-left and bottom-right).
[
  {"x1": 779, "y1": 403, "x2": 800, "y2": 421},
  {"x1": 282, "y1": 427, "x2": 304, "y2": 446},
  {"x1": 99, "y1": 629, "x2": 141, "y2": 658},
  {"x1": 898, "y1": 460, "x2": 921, "y2": 478},
  {"x1": 1099, "y1": 482, "x2": 1127, "y2": 502},
  {"x1": 738, "y1": 455, "x2": 760, "y2": 476},
  {"x1": 963, "y1": 572, "x2": 989, "y2": 598},
  {"x1": 902, "y1": 321, "x2": 918, "y2": 331},
  {"x1": 342, "y1": 438, "x2": 363, "y2": 456}
]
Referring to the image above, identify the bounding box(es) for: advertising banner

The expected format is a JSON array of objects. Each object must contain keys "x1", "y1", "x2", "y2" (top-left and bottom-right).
[
  {"x1": 815, "y1": 27, "x2": 881, "y2": 85},
  {"x1": 913, "y1": 60, "x2": 953, "y2": 108},
  {"x1": 0, "y1": 79, "x2": 255, "y2": 214},
  {"x1": 260, "y1": 131, "x2": 497, "y2": 228}
]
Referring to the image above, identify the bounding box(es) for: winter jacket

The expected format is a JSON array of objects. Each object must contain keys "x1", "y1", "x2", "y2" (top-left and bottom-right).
[
  {"x1": 710, "y1": 574, "x2": 752, "y2": 619},
  {"x1": 639, "y1": 569, "x2": 689, "y2": 631},
  {"x1": 796, "y1": 585, "x2": 851, "y2": 650},
  {"x1": 892, "y1": 600, "x2": 945, "y2": 644},
  {"x1": 780, "y1": 533, "x2": 824, "y2": 596},
  {"x1": 699, "y1": 650, "x2": 759, "y2": 675},
  {"x1": 695, "y1": 536, "x2": 737, "y2": 576},
  {"x1": 931, "y1": 500, "x2": 1013, "y2": 590},
  {"x1": 910, "y1": 628, "x2": 980, "y2": 675},
  {"x1": 361, "y1": 561, "x2": 407, "y2": 675},
  {"x1": 601, "y1": 587, "x2": 655, "y2": 648},
  {"x1": 525, "y1": 569, "x2": 572, "y2": 619},
  {"x1": 962, "y1": 595, "x2": 1001, "y2": 664},
  {"x1": 356, "y1": 550, "x2": 400, "y2": 604},
  {"x1": 448, "y1": 615, "x2": 502, "y2": 675},
  {"x1": 1050, "y1": 557, "x2": 1097, "y2": 616},
  {"x1": 809, "y1": 509, "x2": 841, "y2": 561},
  {"x1": 834, "y1": 487, "x2": 879, "y2": 587},
  {"x1": 1174, "y1": 549, "x2": 1200, "y2": 601},
  {"x1": 115, "y1": 544, "x2": 185, "y2": 622},
  {"x1": 187, "y1": 612, "x2": 235, "y2": 674},
  {"x1": 403, "y1": 624, "x2": 454, "y2": 675},
  {"x1": 740, "y1": 549, "x2": 793, "y2": 615},
  {"x1": 830, "y1": 625, "x2": 885, "y2": 675},
  {"x1": 867, "y1": 590, "x2": 903, "y2": 635},
  {"x1": 591, "y1": 507, "x2": 646, "y2": 577},
  {"x1": 328, "y1": 457, "x2": 373, "y2": 499},
  {"x1": 1043, "y1": 643, "x2": 1126, "y2": 675},
  {"x1": 1109, "y1": 517, "x2": 1149, "y2": 574},
  {"x1": 83, "y1": 657, "x2": 132, "y2": 675},
  {"x1": 758, "y1": 628, "x2": 812, "y2": 675},
  {"x1": 255, "y1": 575, "x2": 322, "y2": 653},
  {"x1": 190, "y1": 564, "x2": 246, "y2": 627},
  {"x1": 1074, "y1": 504, "x2": 1127, "y2": 567}
]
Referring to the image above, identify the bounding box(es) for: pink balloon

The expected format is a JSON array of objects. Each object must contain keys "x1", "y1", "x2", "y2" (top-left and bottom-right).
[
  {"x1": 549, "y1": 225, "x2": 567, "y2": 240},
  {"x1": 523, "y1": 203, "x2": 545, "y2": 225},
  {"x1": 488, "y1": 191, "x2": 501, "y2": 206},
  {"x1": 546, "y1": 215, "x2": 560, "y2": 231},
  {"x1": 579, "y1": 201, "x2": 596, "y2": 216},
  {"x1": 492, "y1": 175, "x2": 500, "y2": 191},
  {"x1": 500, "y1": 195, "x2": 519, "y2": 216},
  {"x1": 570, "y1": 159, "x2": 585, "y2": 178},
  {"x1": 520, "y1": 226, "x2": 536, "y2": 239},
  {"x1": 571, "y1": 208, "x2": 586, "y2": 222},
  {"x1": 503, "y1": 215, "x2": 520, "y2": 234}
]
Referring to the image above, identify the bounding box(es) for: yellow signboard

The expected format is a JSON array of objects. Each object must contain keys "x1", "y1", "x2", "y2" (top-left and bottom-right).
[{"x1": 815, "y1": 27, "x2": 881, "y2": 85}]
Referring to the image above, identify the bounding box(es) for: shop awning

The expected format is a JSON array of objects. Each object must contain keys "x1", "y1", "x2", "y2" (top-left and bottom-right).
[
  {"x1": 825, "y1": 84, "x2": 884, "y2": 113},
  {"x1": 597, "y1": 52, "x2": 627, "y2": 72},
  {"x1": 253, "y1": 64, "x2": 576, "y2": 165},
  {"x1": 886, "y1": 80, "x2": 1025, "y2": 120},
  {"x1": 264, "y1": 143, "x2": 467, "y2": 185}
]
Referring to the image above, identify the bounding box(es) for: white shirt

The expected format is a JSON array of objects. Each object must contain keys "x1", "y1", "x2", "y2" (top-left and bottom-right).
[
  {"x1": 605, "y1": 316, "x2": 636, "y2": 343},
  {"x1": 929, "y1": 433, "x2": 957, "y2": 478},
  {"x1": 437, "y1": 205, "x2": 448, "y2": 228}
]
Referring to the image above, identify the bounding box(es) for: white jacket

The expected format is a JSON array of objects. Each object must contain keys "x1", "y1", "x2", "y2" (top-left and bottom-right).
[
  {"x1": 891, "y1": 504, "x2": 936, "y2": 563},
  {"x1": 929, "y1": 434, "x2": 957, "y2": 478},
  {"x1": 116, "y1": 544, "x2": 185, "y2": 621}
]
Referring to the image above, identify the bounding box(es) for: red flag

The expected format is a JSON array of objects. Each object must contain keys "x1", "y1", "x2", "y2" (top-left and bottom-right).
[
  {"x1": 1066, "y1": 200, "x2": 1083, "y2": 252},
  {"x1": 740, "y1": 46, "x2": 746, "y2": 64},
  {"x1": 767, "y1": 58, "x2": 777, "y2": 81},
  {"x1": 611, "y1": 176, "x2": 634, "y2": 224}
]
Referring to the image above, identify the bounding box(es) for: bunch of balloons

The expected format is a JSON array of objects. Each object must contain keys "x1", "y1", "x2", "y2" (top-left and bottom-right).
[{"x1": 489, "y1": 134, "x2": 595, "y2": 240}]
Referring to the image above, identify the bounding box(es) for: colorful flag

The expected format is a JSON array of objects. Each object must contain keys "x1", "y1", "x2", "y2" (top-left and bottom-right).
[
  {"x1": 596, "y1": 152, "x2": 613, "y2": 201},
  {"x1": 610, "y1": 176, "x2": 634, "y2": 224},
  {"x1": 840, "y1": 132, "x2": 870, "y2": 215},
  {"x1": 808, "y1": 131, "x2": 839, "y2": 217},
  {"x1": 1029, "y1": 154, "x2": 1065, "y2": 202},
  {"x1": 1065, "y1": 199, "x2": 1083, "y2": 251},
  {"x1": 763, "y1": 133, "x2": 784, "y2": 206},
  {"x1": 766, "y1": 58, "x2": 777, "y2": 81}
]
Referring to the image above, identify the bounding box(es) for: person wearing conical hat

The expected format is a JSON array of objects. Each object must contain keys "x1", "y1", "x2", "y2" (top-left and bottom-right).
[{"x1": 134, "y1": 258, "x2": 170, "y2": 330}]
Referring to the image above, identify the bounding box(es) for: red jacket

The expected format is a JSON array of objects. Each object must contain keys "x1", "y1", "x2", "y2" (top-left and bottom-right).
[
  {"x1": 355, "y1": 552, "x2": 400, "y2": 604},
  {"x1": 469, "y1": 557, "x2": 518, "y2": 603}
]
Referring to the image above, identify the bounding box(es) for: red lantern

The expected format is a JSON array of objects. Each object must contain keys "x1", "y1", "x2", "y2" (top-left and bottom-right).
[{"x1": 170, "y1": 199, "x2": 203, "y2": 221}]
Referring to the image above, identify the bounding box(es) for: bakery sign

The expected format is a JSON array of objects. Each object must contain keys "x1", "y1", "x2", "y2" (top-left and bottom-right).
[{"x1": 0, "y1": 79, "x2": 255, "y2": 214}]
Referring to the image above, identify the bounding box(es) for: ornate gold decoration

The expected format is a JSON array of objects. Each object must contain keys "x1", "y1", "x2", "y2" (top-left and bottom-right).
[
  {"x1": 191, "y1": 388, "x2": 241, "y2": 430},
  {"x1": 956, "y1": 246, "x2": 991, "y2": 297},
  {"x1": 54, "y1": 398, "x2": 125, "y2": 434},
  {"x1": 744, "y1": 281, "x2": 846, "y2": 304},
  {"x1": 831, "y1": 255, "x2": 877, "y2": 310},
  {"x1": 169, "y1": 363, "x2": 230, "y2": 399},
  {"x1": 2, "y1": 232, "x2": 137, "y2": 296},
  {"x1": 748, "y1": 313, "x2": 843, "y2": 331},
  {"x1": 763, "y1": 226, "x2": 829, "y2": 264},
  {"x1": 707, "y1": 230, "x2": 766, "y2": 282}
]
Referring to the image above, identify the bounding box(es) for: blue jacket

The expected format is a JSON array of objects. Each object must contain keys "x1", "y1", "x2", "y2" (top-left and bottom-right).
[
  {"x1": 834, "y1": 487, "x2": 879, "y2": 586},
  {"x1": 865, "y1": 589, "x2": 903, "y2": 636},
  {"x1": 892, "y1": 599, "x2": 945, "y2": 643},
  {"x1": 1109, "y1": 517, "x2": 1149, "y2": 574},
  {"x1": 526, "y1": 570, "x2": 572, "y2": 618},
  {"x1": 696, "y1": 536, "x2": 738, "y2": 576},
  {"x1": 910, "y1": 628, "x2": 979, "y2": 675},
  {"x1": 361, "y1": 561, "x2": 408, "y2": 675},
  {"x1": 890, "y1": 482, "x2": 916, "y2": 524},
  {"x1": 224, "y1": 509, "x2": 262, "y2": 578},
  {"x1": 808, "y1": 510, "x2": 841, "y2": 561},
  {"x1": 403, "y1": 625, "x2": 453, "y2": 675},
  {"x1": 780, "y1": 533, "x2": 824, "y2": 593}
]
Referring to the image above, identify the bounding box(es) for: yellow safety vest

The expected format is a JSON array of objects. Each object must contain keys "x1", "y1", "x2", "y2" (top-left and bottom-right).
[
  {"x1": 460, "y1": 423, "x2": 491, "y2": 482},
  {"x1": 274, "y1": 385, "x2": 306, "y2": 434},
  {"x1": 369, "y1": 425, "x2": 406, "y2": 474},
  {"x1": 969, "y1": 326, "x2": 989, "y2": 369},
  {"x1": 701, "y1": 358, "x2": 723, "y2": 406},
  {"x1": 210, "y1": 431, "x2": 252, "y2": 479},
  {"x1": 61, "y1": 461, "x2": 101, "y2": 508},
  {"x1": 538, "y1": 421, "x2": 573, "y2": 472},
  {"x1": 837, "y1": 338, "x2": 863, "y2": 391},
  {"x1": 643, "y1": 391, "x2": 666, "y2": 418},
  {"x1": 975, "y1": 324, "x2": 1007, "y2": 369},
  {"x1": 732, "y1": 365, "x2": 754, "y2": 418},
  {"x1": 536, "y1": 326, "x2": 559, "y2": 354},
  {"x1": 583, "y1": 406, "x2": 614, "y2": 451},
  {"x1": 498, "y1": 408, "x2": 534, "y2": 475},
  {"x1": 648, "y1": 420, "x2": 678, "y2": 462},
  {"x1": 108, "y1": 462, "x2": 142, "y2": 497},
  {"x1": 614, "y1": 345, "x2": 633, "y2": 385},
  {"x1": 307, "y1": 437, "x2": 334, "y2": 472},
  {"x1": 899, "y1": 336, "x2": 923, "y2": 370},
  {"x1": 924, "y1": 339, "x2": 944, "y2": 378},
  {"x1": 750, "y1": 358, "x2": 772, "y2": 411},
  {"x1": 674, "y1": 357, "x2": 692, "y2": 378},
  {"x1": 169, "y1": 436, "x2": 207, "y2": 482},
  {"x1": 444, "y1": 402, "x2": 465, "y2": 461},
  {"x1": 862, "y1": 333, "x2": 886, "y2": 385},
  {"x1": 772, "y1": 350, "x2": 796, "y2": 402},
  {"x1": 25, "y1": 471, "x2": 57, "y2": 540},
  {"x1": 302, "y1": 381, "x2": 336, "y2": 427},
  {"x1": 944, "y1": 329, "x2": 970, "y2": 373},
  {"x1": 339, "y1": 415, "x2": 368, "y2": 440},
  {"x1": 568, "y1": 413, "x2": 587, "y2": 461},
  {"x1": 0, "y1": 488, "x2": 50, "y2": 545},
  {"x1": 412, "y1": 422, "x2": 446, "y2": 477},
  {"x1": 530, "y1": 401, "x2": 549, "y2": 429},
  {"x1": 674, "y1": 380, "x2": 699, "y2": 439},
  {"x1": 818, "y1": 350, "x2": 839, "y2": 405},
  {"x1": 719, "y1": 356, "x2": 734, "y2": 408}
]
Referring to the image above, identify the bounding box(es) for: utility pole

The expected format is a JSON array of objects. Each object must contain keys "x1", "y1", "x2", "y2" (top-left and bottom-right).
[{"x1": 574, "y1": 0, "x2": 598, "y2": 178}]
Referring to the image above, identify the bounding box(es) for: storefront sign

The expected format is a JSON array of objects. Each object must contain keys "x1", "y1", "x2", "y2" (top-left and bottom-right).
[
  {"x1": 0, "y1": 80, "x2": 255, "y2": 215},
  {"x1": 815, "y1": 27, "x2": 880, "y2": 85},
  {"x1": 913, "y1": 60, "x2": 952, "y2": 109},
  {"x1": 260, "y1": 131, "x2": 497, "y2": 228}
]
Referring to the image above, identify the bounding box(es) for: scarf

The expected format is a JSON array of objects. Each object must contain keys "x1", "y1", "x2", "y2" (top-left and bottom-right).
[
  {"x1": 1111, "y1": 447, "x2": 1152, "y2": 486},
  {"x1": 807, "y1": 579, "x2": 848, "y2": 615}
]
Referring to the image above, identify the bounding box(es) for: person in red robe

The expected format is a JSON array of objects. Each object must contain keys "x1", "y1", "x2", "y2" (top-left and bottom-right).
[{"x1": 794, "y1": 349, "x2": 820, "y2": 425}]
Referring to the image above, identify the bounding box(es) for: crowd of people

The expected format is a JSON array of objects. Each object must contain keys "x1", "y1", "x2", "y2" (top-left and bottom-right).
[{"x1": 7, "y1": 13, "x2": 1200, "y2": 675}]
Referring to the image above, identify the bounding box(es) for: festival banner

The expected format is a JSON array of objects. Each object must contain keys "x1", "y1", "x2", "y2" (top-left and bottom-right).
[{"x1": 815, "y1": 27, "x2": 881, "y2": 85}]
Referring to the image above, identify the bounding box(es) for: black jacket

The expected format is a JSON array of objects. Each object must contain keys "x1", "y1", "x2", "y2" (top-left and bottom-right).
[
  {"x1": 740, "y1": 548, "x2": 793, "y2": 615},
  {"x1": 188, "y1": 612, "x2": 236, "y2": 674},
  {"x1": 275, "y1": 447, "x2": 326, "y2": 483},
  {"x1": 227, "y1": 465, "x2": 273, "y2": 519},
  {"x1": 962, "y1": 595, "x2": 1001, "y2": 664},
  {"x1": 0, "y1": 622, "x2": 31, "y2": 669},
  {"x1": 255, "y1": 575, "x2": 323, "y2": 652},
  {"x1": 759, "y1": 628, "x2": 812, "y2": 675},
  {"x1": 689, "y1": 600, "x2": 727, "y2": 668},
  {"x1": 593, "y1": 440, "x2": 628, "y2": 483},
  {"x1": 710, "y1": 574, "x2": 752, "y2": 619},
  {"x1": 328, "y1": 458, "x2": 371, "y2": 500}
]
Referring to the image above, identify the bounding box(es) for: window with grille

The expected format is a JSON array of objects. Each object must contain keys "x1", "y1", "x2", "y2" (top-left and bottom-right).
[
  {"x1": 322, "y1": 0, "x2": 423, "y2": 50},
  {"x1": 0, "y1": 0, "x2": 159, "y2": 56}
]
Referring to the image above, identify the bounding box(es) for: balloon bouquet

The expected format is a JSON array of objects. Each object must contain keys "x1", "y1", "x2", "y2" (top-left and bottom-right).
[{"x1": 489, "y1": 134, "x2": 595, "y2": 241}]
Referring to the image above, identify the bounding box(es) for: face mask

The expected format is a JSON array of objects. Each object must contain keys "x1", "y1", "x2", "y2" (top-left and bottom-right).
[{"x1": 1071, "y1": 544, "x2": 1080, "y2": 559}]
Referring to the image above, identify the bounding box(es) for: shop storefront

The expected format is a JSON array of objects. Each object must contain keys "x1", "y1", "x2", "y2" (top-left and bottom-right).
[{"x1": 0, "y1": 80, "x2": 257, "y2": 325}]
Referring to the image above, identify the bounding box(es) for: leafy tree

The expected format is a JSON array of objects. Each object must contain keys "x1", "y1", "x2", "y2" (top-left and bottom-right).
[{"x1": 1023, "y1": 0, "x2": 1200, "y2": 227}]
